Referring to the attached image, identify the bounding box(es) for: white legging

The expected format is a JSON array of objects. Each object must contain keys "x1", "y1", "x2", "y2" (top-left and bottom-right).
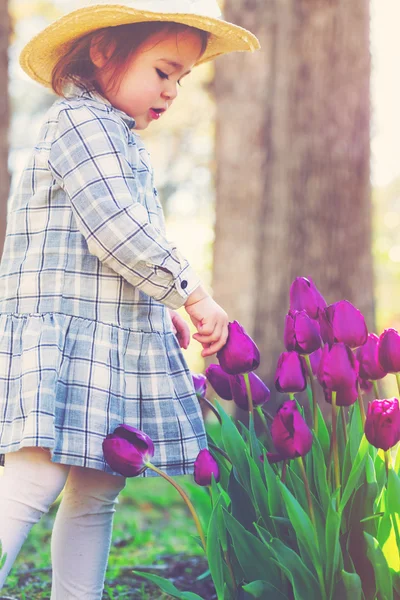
[{"x1": 0, "y1": 446, "x2": 126, "y2": 599}]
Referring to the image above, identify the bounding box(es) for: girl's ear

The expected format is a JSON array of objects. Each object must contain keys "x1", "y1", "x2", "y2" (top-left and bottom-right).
[{"x1": 89, "y1": 33, "x2": 117, "y2": 68}]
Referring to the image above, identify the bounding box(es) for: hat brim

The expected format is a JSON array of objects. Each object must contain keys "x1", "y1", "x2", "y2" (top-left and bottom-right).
[{"x1": 19, "y1": 4, "x2": 260, "y2": 88}]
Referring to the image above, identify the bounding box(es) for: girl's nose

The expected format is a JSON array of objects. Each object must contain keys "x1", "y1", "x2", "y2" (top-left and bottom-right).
[{"x1": 162, "y1": 82, "x2": 178, "y2": 101}]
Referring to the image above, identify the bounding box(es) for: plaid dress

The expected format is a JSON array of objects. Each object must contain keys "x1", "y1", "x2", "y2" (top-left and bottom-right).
[{"x1": 0, "y1": 87, "x2": 207, "y2": 476}]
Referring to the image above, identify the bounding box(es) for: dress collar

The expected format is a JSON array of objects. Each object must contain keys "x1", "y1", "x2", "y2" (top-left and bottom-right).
[{"x1": 72, "y1": 84, "x2": 136, "y2": 130}]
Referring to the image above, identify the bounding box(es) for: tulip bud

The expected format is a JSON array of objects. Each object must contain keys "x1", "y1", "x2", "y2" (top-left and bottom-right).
[
  {"x1": 275, "y1": 351, "x2": 307, "y2": 393},
  {"x1": 377, "y1": 329, "x2": 400, "y2": 373},
  {"x1": 103, "y1": 425, "x2": 154, "y2": 477},
  {"x1": 289, "y1": 277, "x2": 327, "y2": 319},
  {"x1": 322, "y1": 300, "x2": 368, "y2": 349},
  {"x1": 364, "y1": 398, "x2": 400, "y2": 451},
  {"x1": 267, "y1": 400, "x2": 313, "y2": 463},
  {"x1": 193, "y1": 449, "x2": 220, "y2": 485},
  {"x1": 317, "y1": 342, "x2": 359, "y2": 394},
  {"x1": 356, "y1": 333, "x2": 387, "y2": 381},
  {"x1": 284, "y1": 310, "x2": 321, "y2": 355},
  {"x1": 230, "y1": 372, "x2": 270, "y2": 410},
  {"x1": 192, "y1": 373, "x2": 207, "y2": 398},
  {"x1": 205, "y1": 364, "x2": 233, "y2": 400},
  {"x1": 217, "y1": 321, "x2": 260, "y2": 375}
]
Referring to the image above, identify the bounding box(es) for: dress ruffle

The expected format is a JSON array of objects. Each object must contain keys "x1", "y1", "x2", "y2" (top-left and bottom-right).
[{"x1": 0, "y1": 313, "x2": 207, "y2": 476}]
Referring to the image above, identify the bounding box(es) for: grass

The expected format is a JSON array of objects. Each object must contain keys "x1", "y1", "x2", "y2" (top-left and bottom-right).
[{"x1": 0, "y1": 475, "x2": 213, "y2": 599}]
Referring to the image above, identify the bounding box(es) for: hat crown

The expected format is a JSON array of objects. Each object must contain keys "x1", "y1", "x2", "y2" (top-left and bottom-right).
[{"x1": 85, "y1": 0, "x2": 222, "y2": 19}]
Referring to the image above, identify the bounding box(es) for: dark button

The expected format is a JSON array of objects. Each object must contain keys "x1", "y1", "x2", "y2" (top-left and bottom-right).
[{"x1": 181, "y1": 280, "x2": 188, "y2": 290}]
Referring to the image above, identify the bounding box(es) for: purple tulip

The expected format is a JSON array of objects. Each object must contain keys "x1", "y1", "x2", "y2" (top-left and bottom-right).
[
  {"x1": 323, "y1": 384, "x2": 358, "y2": 407},
  {"x1": 275, "y1": 351, "x2": 307, "y2": 393},
  {"x1": 289, "y1": 277, "x2": 327, "y2": 319},
  {"x1": 230, "y1": 372, "x2": 270, "y2": 410},
  {"x1": 103, "y1": 424, "x2": 154, "y2": 477},
  {"x1": 317, "y1": 343, "x2": 359, "y2": 395},
  {"x1": 217, "y1": 321, "x2": 260, "y2": 375},
  {"x1": 192, "y1": 373, "x2": 207, "y2": 398},
  {"x1": 309, "y1": 348, "x2": 323, "y2": 376},
  {"x1": 359, "y1": 377, "x2": 373, "y2": 394},
  {"x1": 193, "y1": 449, "x2": 220, "y2": 485},
  {"x1": 284, "y1": 310, "x2": 321, "y2": 354},
  {"x1": 267, "y1": 400, "x2": 313, "y2": 463},
  {"x1": 322, "y1": 300, "x2": 368, "y2": 349},
  {"x1": 377, "y1": 329, "x2": 400, "y2": 373},
  {"x1": 205, "y1": 364, "x2": 233, "y2": 400},
  {"x1": 356, "y1": 333, "x2": 387, "y2": 381},
  {"x1": 364, "y1": 398, "x2": 400, "y2": 451}
]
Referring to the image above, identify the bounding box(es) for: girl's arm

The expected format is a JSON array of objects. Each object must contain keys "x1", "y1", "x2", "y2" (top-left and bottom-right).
[{"x1": 48, "y1": 102, "x2": 200, "y2": 310}]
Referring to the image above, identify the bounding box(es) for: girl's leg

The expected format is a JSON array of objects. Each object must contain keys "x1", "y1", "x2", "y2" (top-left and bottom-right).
[
  {"x1": 50, "y1": 465, "x2": 126, "y2": 600},
  {"x1": 0, "y1": 447, "x2": 70, "y2": 589}
]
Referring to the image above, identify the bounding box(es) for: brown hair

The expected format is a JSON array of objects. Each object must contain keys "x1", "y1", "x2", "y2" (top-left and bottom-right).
[{"x1": 51, "y1": 21, "x2": 210, "y2": 97}]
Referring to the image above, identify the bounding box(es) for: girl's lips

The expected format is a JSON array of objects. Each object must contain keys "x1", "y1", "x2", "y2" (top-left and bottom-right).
[{"x1": 149, "y1": 108, "x2": 164, "y2": 120}]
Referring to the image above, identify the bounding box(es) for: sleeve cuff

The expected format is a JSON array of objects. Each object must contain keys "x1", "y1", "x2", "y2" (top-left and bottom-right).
[{"x1": 160, "y1": 261, "x2": 202, "y2": 309}]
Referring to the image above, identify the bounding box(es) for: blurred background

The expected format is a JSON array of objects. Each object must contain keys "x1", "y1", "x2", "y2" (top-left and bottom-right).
[{"x1": 0, "y1": 0, "x2": 399, "y2": 400}]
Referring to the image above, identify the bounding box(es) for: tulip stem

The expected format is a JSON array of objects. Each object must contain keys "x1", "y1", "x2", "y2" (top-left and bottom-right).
[
  {"x1": 326, "y1": 435, "x2": 333, "y2": 485},
  {"x1": 199, "y1": 396, "x2": 222, "y2": 424},
  {"x1": 331, "y1": 392, "x2": 341, "y2": 501},
  {"x1": 340, "y1": 407, "x2": 348, "y2": 446},
  {"x1": 208, "y1": 442, "x2": 232, "y2": 465},
  {"x1": 243, "y1": 373, "x2": 254, "y2": 417},
  {"x1": 357, "y1": 383, "x2": 366, "y2": 427},
  {"x1": 297, "y1": 457, "x2": 316, "y2": 528},
  {"x1": 281, "y1": 459, "x2": 288, "y2": 484},
  {"x1": 384, "y1": 450, "x2": 391, "y2": 478},
  {"x1": 373, "y1": 380, "x2": 380, "y2": 399},
  {"x1": 255, "y1": 405, "x2": 270, "y2": 436},
  {"x1": 145, "y1": 462, "x2": 207, "y2": 553},
  {"x1": 304, "y1": 355, "x2": 318, "y2": 435},
  {"x1": 296, "y1": 457, "x2": 327, "y2": 600},
  {"x1": 396, "y1": 373, "x2": 400, "y2": 397}
]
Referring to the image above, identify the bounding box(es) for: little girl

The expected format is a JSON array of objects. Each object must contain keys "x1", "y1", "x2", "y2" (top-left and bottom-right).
[{"x1": 0, "y1": 1, "x2": 259, "y2": 597}]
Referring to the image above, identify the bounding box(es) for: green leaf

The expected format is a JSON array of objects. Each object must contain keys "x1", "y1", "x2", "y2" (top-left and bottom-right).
[
  {"x1": 387, "y1": 468, "x2": 400, "y2": 515},
  {"x1": 325, "y1": 491, "x2": 343, "y2": 599},
  {"x1": 248, "y1": 413, "x2": 264, "y2": 467},
  {"x1": 268, "y1": 538, "x2": 320, "y2": 600},
  {"x1": 316, "y1": 403, "x2": 331, "y2": 464},
  {"x1": 333, "y1": 570, "x2": 363, "y2": 600},
  {"x1": 222, "y1": 508, "x2": 281, "y2": 588},
  {"x1": 216, "y1": 401, "x2": 251, "y2": 491},
  {"x1": 312, "y1": 433, "x2": 330, "y2": 513},
  {"x1": 343, "y1": 402, "x2": 364, "y2": 486},
  {"x1": 278, "y1": 480, "x2": 323, "y2": 578},
  {"x1": 262, "y1": 451, "x2": 282, "y2": 520},
  {"x1": 242, "y1": 580, "x2": 287, "y2": 599},
  {"x1": 228, "y1": 468, "x2": 258, "y2": 532},
  {"x1": 246, "y1": 449, "x2": 274, "y2": 530},
  {"x1": 133, "y1": 571, "x2": 205, "y2": 599},
  {"x1": 394, "y1": 445, "x2": 400, "y2": 474},
  {"x1": 364, "y1": 532, "x2": 393, "y2": 600},
  {"x1": 340, "y1": 435, "x2": 369, "y2": 513},
  {"x1": 207, "y1": 495, "x2": 226, "y2": 600}
]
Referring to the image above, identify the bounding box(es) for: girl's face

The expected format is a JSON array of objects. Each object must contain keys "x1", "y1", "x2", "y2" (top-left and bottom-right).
[{"x1": 93, "y1": 30, "x2": 204, "y2": 130}]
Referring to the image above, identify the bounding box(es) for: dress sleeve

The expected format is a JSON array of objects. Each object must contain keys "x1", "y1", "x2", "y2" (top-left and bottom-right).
[{"x1": 48, "y1": 103, "x2": 201, "y2": 310}]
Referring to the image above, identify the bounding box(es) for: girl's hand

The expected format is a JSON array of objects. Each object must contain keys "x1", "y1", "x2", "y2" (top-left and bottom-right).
[
  {"x1": 168, "y1": 309, "x2": 191, "y2": 349},
  {"x1": 184, "y1": 294, "x2": 229, "y2": 358}
]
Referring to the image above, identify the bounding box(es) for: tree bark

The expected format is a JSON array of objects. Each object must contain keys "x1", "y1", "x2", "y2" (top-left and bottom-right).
[
  {"x1": 0, "y1": 0, "x2": 10, "y2": 258},
  {"x1": 213, "y1": 0, "x2": 372, "y2": 399}
]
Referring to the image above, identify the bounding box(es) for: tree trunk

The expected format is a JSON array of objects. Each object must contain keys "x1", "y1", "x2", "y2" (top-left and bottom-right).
[
  {"x1": 213, "y1": 0, "x2": 372, "y2": 400},
  {"x1": 0, "y1": 0, "x2": 10, "y2": 258}
]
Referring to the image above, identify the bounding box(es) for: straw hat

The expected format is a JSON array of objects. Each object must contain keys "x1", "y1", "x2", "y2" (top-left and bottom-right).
[{"x1": 20, "y1": 0, "x2": 260, "y2": 88}]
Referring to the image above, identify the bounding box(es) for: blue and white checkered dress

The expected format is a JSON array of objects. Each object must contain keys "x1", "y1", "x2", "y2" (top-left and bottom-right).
[{"x1": 0, "y1": 87, "x2": 207, "y2": 476}]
